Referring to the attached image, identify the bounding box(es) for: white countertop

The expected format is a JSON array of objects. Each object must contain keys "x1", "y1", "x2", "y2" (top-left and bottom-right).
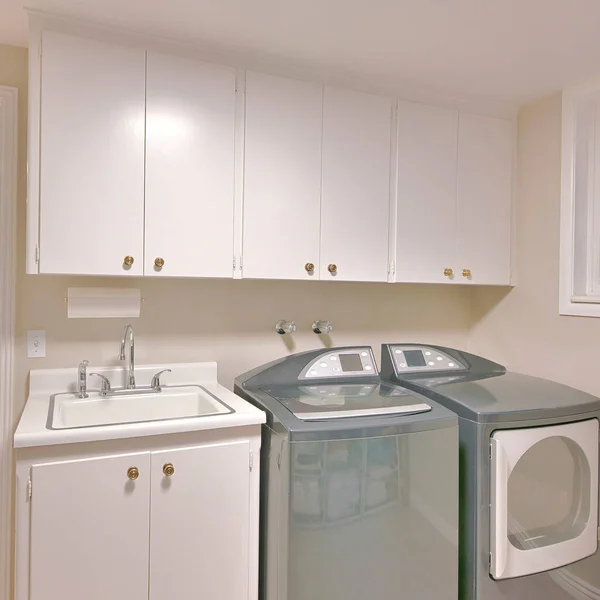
[{"x1": 14, "y1": 362, "x2": 265, "y2": 449}]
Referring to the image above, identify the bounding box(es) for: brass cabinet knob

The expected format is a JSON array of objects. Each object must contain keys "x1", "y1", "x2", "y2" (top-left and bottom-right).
[
  {"x1": 328, "y1": 264, "x2": 337, "y2": 274},
  {"x1": 127, "y1": 466, "x2": 139, "y2": 481},
  {"x1": 163, "y1": 463, "x2": 175, "y2": 477},
  {"x1": 154, "y1": 257, "x2": 165, "y2": 269},
  {"x1": 123, "y1": 256, "x2": 134, "y2": 267},
  {"x1": 305, "y1": 262, "x2": 315, "y2": 273},
  {"x1": 462, "y1": 269, "x2": 472, "y2": 278},
  {"x1": 443, "y1": 268, "x2": 454, "y2": 277}
]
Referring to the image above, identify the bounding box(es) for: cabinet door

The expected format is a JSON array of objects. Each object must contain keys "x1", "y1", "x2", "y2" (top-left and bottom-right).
[
  {"x1": 456, "y1": 113, "x2": 514, "y2": 285},
  {"x1": 243, "y1": 72, "x2": 322, "y2": 279},
  {"x1": 39, "y1": 31, "x2": 145, "y2": 275},
  {"x1": 145, "y1": 53, "x2": 236, "y2": 277},
  {"x1": 395, "y1": 102, "x2": 458, "y2": 283},
  {"x1": 149, "y1": 441, "x2": 251, "y2": 600},
  {"x1": 29, "y1": 453, "x2": 151, "y2": 600},
  {"x1": 320, "y1": 87, "x2": 392, "y2": 282}
]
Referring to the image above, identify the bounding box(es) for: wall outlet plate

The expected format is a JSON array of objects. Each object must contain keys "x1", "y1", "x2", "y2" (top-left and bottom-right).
[{"x1": 27, "y1": 330, "x2": 46, "y2": 358}]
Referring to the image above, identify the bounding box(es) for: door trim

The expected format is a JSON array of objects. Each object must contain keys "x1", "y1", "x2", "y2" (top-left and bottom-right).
[{"x1": 0, "y1": 85, "x2": 18, "y2": 600}]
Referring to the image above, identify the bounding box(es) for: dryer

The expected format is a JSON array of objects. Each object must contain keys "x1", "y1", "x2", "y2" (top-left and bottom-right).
[
  {"x1": 235, "y1": 346, "x2": 459, "y2": 600},
  {"x1": 380, "y1": 343, "x2": 600, "y2": 600}
]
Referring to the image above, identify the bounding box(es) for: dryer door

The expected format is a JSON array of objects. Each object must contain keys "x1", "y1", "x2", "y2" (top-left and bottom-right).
[{"x1": 490, "y1": 419, "x2": 599, "y2": 580}]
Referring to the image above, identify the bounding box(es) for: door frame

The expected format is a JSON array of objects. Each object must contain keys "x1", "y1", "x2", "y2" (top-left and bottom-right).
[{"x1": 0, "y1": 85, "x2": 18, "y2": 600}]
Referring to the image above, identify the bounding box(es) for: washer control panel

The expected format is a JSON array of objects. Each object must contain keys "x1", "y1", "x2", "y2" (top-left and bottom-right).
[
  {"x1": 389, "y1": 345, "x2": 466, "y2": 373},
  {"x1": 299, "y1": 347, "x2": 377, "y2": 380}
]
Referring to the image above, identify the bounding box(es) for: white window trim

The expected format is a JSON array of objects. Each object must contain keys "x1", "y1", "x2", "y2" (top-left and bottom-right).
[
  {"x1": 0, "y1": 86, "x2": 17, "y2": 599},
  {"x1": 560, "y1": 78, "x2": 600, "y2": 316}
]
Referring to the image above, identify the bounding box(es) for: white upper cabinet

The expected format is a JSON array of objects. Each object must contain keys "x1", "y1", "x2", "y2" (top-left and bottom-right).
[
  {"x1": 145, "y1": 52, "x2": 236, "y2": 278},
  {"x1": 320, "y1": 87, "x2": 393, "y2": 282},
  {"x1": 395, "y1": 101, "x2": 459, "y2": 283},
  {"x1": 456, "y1": 113, "x2": 514, "y2": 285},
  {"x1": 38, "y1": 31, "x2": 146, "y2": 275},
  {"x1": 243, "y1": 71, "x2": 323, "y2": 279},
  {"x1": 392, "y1": 104, "x2": 514, "y2": 285},
  {"x1": 29, "y1": 28, "x2": 514, "y2": 285}
]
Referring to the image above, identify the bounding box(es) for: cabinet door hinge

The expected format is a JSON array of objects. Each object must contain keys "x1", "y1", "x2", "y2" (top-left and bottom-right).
[
  {"x1": 388, "y1": 261, "x2": 395, "y2": 276},
  {"x1": 35, "y1": 245, "x2": 40, "y2": 264},
  {"x1": 233, "y1": 255, "x2": 236, "y2": 270},
  {"x1": 28, "y1": 475, "x2": 32, "y2": 500},
  {"x1": 249, "y1": 451, "x2": 253, "y2": 471},
  {"x1": 240, "y1": 255, "x2": 243, "y2": 270}
]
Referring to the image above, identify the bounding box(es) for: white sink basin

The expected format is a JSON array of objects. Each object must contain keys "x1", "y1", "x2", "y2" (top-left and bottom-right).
[{"x1": 49, "y1": 385, "x2": 233, "y2": 429}]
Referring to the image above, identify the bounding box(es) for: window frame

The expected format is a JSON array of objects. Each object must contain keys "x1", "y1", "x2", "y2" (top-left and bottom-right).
[{"x1": 560, "y1": 78, "x2": 600, "y2": 316}]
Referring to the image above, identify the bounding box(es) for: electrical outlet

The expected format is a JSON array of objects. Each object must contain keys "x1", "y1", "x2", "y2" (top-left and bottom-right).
[{"x1": 27, "y1": 330, "x2": 46, "y2": 358}]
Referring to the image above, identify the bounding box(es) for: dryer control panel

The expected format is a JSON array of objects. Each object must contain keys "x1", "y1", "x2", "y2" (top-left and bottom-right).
[
  {"x1": 299, "y1": 347, "x2": 377, "y2": 380},
  {"x1": 388, "y1": 345, "x2": 466, "y2": 373}
]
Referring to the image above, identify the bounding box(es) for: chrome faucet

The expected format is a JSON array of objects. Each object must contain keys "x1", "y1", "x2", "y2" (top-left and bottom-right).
[
  {"x1": 77, "y1": 360, "x2": 89, "y2": 398},
  {"x1": 119, "y1": 325, "x2": 136, "y2": 389}
]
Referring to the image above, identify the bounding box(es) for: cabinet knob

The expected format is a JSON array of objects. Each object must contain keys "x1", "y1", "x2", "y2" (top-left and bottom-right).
[
  {"x1": 462, "y1": 268, "x2": 472, "y2": 278},
  {"x1": 123, "y1": 256, "x2": 135, "y2": 267},
  {"x1": 127, "y1": 466, "x2": 139, "y2": 481},
  {"x1": 443, "y1": 268, "x2": 454, "y2": 278},
  {"x1": 328, "y1": 264, "x2": 337, "y2": 274},
  {"x1": 163, "y1": 463, "x2": 175, "y2": 477},
  {"x1": 154, "y1": 257, "x2": 165, "y2": 269},
  {"x1": 305, "y1": 262, "x2": 315, "y2": 273}
]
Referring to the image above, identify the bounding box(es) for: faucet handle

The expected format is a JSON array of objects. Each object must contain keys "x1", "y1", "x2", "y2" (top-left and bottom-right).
[
  {"x1": 76, "y1": 360, "x2": 90, "y2": 399},
  {"x1": 151, "y1": 369, "x2": 172, "y2": 392},
  {"x1": 90, "y1": 373, "x2": 112, "y2": 397}
]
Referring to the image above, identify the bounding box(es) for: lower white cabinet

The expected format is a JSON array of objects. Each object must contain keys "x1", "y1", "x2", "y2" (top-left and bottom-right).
[
  {"x1": 16, "y1": 431, "x2": 260, "y2": 600},
  {"x1": 149, "y1": 442, "x2": 251, "y2": 600},
  {"x1": 30, "y1": 452, "x2": 151, "y2": 600}
]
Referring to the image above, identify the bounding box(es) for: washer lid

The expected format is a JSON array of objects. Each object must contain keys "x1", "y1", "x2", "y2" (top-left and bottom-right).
[{"x1": 262, "y1": 383, "x2": 431, "y2": 421}]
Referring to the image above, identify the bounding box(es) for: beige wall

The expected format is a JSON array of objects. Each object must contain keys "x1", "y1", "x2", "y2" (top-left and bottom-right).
[
  {"x1": 0, "y1": 44, "x2": 472, "y2": 429},
  {"x1": 469, "y1": 92, "x2": 600, "y2": 398}
]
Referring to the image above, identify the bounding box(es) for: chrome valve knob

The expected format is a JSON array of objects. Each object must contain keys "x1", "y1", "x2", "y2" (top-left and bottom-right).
[
  {"x1": 275, "y1": 320, "x2": 297, "y2": 335},
  {"x1": 312, "y1": 320, "x2": 333, "y2": 335}
]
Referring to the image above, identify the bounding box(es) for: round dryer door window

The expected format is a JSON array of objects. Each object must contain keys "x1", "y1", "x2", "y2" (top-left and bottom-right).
[{"x1": 490, "y1": 419, "x2": 599, "y2": 580}]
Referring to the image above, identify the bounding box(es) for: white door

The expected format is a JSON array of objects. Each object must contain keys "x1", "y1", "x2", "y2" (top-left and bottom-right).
[
  {"x1": 456, "y1": 113, "x2": 513, "y2": 285},
  {"x1": 320, "y1": 87, "x2": 393, "y2": 282},
  {"x1": 29, "y1": 453, "x2": 151, "y2": 600},
  {"x1": 145, "y1": 52, "x2": 236, "y2": 277},
  {"x1": 243, "y1": 72, "x2": 322, "y2": 279},
  {"x1": 490, "y1": 419, "x2": 599, "y2": 580},
  {"x1": 149, "y1": 441, "x2": 251, "y2": 600},
  {"x1": 395, "y1": 101, "x2": 458, "y2": 283},
  {"x1": 39, "y1": 31, "x2": 145, "y2": 275}
]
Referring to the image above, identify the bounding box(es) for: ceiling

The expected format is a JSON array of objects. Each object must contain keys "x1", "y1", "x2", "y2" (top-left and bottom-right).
[{"x1": 3, "y1": 0, "x2": 600, "y2": 108}]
